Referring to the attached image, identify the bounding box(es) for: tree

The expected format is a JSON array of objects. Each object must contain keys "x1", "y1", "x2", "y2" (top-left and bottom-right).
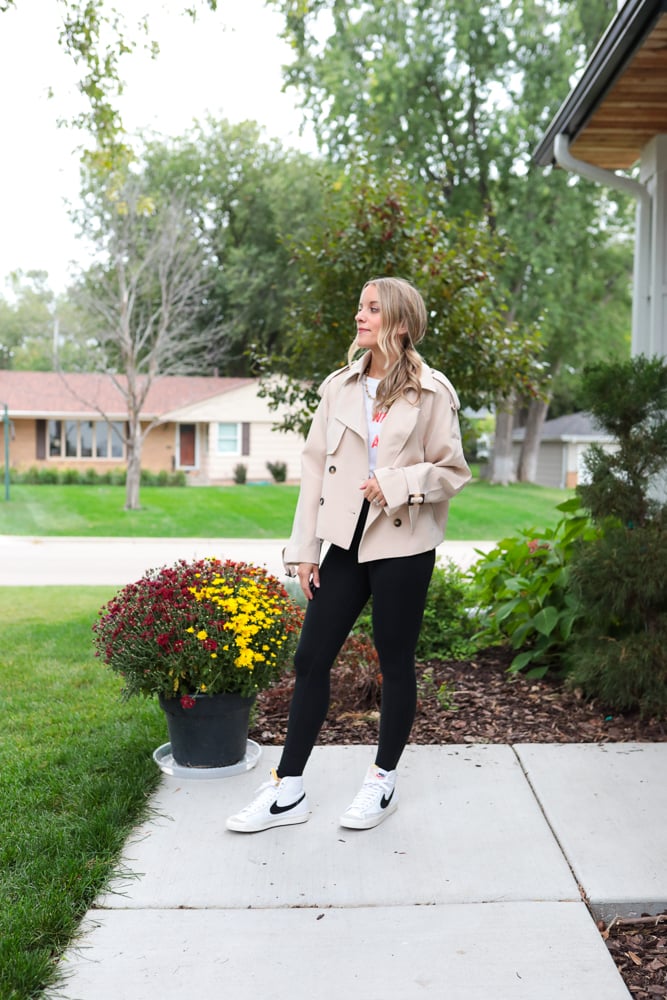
[
  {"x1": 0, "y1": 1, "x2": 218, "y2": 158},
  {"x1": 268, "y1": 0, "x2": 633, "y2": 480},
  {"x1": 0, "y1": 271, "x2": 98, "y2": 371},
  {"x1": 140, "y1": 118, "x2": 326, "y2": 375},
  {"x1": 259, "y1": 168, "x2": 543, "y2": 434},
  {"x1": 73, "y1": 173, "x2": 221, "y2": 509}
]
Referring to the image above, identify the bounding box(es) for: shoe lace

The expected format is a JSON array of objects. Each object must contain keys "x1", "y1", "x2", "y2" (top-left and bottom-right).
[
  {"x1": 236, "y1": 779, "x2": 278, "y2": 818},
  {"x1": 349, "y1": 778, "x2": 387, "y2": 812}
]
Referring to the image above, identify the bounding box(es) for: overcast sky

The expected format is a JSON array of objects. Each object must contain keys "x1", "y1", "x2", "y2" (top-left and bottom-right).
[{"x1": 0, "y1": 0, "x2": 315, "y2": 294}]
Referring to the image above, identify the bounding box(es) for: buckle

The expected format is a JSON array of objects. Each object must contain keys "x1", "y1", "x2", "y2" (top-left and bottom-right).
[{"x1": 407, "y1": 493, "x2": 425, "y2": 506}]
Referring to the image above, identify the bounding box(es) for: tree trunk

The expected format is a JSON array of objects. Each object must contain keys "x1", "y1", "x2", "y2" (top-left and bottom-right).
[
  {"x1": 489, "y1": 397, "x2": 516, "y2": 485},
  {"x1": 517, "y1": 397, "x2": 550, "y2": 483},
  {"x1": 125, "y1": 421, "x2": 143, "y2": 510}
]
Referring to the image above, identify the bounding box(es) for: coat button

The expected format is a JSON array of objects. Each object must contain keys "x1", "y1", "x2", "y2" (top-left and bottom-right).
[
  {"x1": 393, "y1": 518, "x2": 402, "y2": 527},
  {"x1": 319, "y1": 497, "x2": 325, "y2": 505},
  {"x1": 328, "y1": 465, "x2": 336, "y2": 474}
]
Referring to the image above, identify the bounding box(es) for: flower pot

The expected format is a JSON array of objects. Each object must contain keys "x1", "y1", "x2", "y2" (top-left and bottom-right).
[{"x1": 158, "y1": 692, "x2": 256, "y2": 768}]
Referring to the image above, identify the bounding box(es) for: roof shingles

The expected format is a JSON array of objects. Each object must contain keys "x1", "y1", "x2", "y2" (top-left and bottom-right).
[{"x1": 0, "y1": 371, "x2": 254, "y2": 419}]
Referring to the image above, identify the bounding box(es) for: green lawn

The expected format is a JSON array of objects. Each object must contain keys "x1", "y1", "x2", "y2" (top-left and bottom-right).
[
  {"x1": 0, "y1": 480, "x2": 573, "y2": 540},
  {"x1": 0, "y1": 588, "x2": 166, "y2": 1000}
]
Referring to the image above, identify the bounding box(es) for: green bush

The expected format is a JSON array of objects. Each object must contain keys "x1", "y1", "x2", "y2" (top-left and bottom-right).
[
  {"x1": 233, "y1": 463, "x2": 247, "y2": 485},
  {"x1": 267, "y1": 461, "x2": 288, "y2": 483},
  {"x1": 565, "y1": 355, "x2": 667, "y2": 717},
  {"x1": 37, "y1": 466, "x2": 60, "y2": 485},
  {"x1": 468, "y1": 497, "x2": 597, "y2": 678},
  {"x1": 416, "y1": 559, "x2": 477, "y2": 661},
  {"x1": 61, "y1": 468, "x2": 81, "y2": 484},
  {"x1": 566, "y1": 522, "x2": 667, "y2": 716}
]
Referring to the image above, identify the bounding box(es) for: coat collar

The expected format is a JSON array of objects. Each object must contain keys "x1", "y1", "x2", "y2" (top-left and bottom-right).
[{"x1": 340, "y1": 352, "x2": 438, "y2": 392}]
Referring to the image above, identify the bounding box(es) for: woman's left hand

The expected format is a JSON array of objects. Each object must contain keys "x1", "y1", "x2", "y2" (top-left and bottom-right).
[{"x1": 360, "y1": 476, "x2": 386, "y2": 508}]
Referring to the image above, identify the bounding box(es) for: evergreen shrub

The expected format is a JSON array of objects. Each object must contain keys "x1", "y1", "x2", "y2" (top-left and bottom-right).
[
  {"x1": 565, "y1": 355, "x2": 667, "y2": 717},
  {"x1": 267, "y1": 461, "x2": 288, "y2": 483}
]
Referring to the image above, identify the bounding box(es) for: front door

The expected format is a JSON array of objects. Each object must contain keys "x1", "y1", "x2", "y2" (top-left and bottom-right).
[{"x1": 178, "y1": 424, "x2": 196, "y2": 468}]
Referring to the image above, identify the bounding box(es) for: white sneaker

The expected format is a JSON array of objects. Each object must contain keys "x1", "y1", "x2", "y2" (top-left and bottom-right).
[
  {"x1": 340, "y1": 764, "x2": 398, "y2": 829},
  {"x1": 226, "y1": 769, "x2": 310, "y2": 833}
]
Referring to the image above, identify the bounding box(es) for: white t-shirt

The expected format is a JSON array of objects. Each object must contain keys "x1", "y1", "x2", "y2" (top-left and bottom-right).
[{"x1": 362, "y1": 376, "x2": 387, "y2": 475}]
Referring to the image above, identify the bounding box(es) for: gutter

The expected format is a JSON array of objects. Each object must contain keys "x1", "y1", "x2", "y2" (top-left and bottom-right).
[
  {"x1": 534, "y1": 0, "x2": 667, "y2": 166},
  {"x1": 553, "y1": 134, "x2": 651, "y2": 216}
]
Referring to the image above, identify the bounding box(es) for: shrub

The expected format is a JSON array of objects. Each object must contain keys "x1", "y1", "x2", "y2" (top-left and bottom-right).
[
  {"x1": 37, "y1": 466, "x2": 60, "y2": 485},
  {"x1": 416, "y1": 560, "x2": 477, "y2": 661},
  {"x1": 60, "y1": 468, "x2": 80, "y2": 485},
  {"x1": 83, "y1": 468, "x2": 99, "y2": 485},
  {"x1": 468, "y1": 497, "x2": 597, "y2": 677},
  {"x1": 233, "y1": 463, "x2": 247, "y2": 484},
  {"x1": 565, "y1": 354, "x2": 667, "y2": 717},
  {"x1": 266, "y1": 461, "x2": 288, "y2": 483}
]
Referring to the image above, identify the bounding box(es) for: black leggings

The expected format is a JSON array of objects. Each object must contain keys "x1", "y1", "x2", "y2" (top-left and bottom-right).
[{"x1": 278, "y1": 503, "x2": 435, "y2": 777}]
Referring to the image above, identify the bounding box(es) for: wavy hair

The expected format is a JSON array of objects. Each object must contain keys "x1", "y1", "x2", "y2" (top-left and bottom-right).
[{"x1": 348, "y1": 276, "x2": 427, "y2": 411}]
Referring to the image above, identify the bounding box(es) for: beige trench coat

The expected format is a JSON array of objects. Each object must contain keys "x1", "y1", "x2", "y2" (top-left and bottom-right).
[{"x1": 282, "y1": 353, "x2": 471, "y2": 574}]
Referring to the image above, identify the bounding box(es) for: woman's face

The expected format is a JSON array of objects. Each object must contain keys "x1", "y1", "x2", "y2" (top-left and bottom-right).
[{"x1": 355, "y1": 284, "x2": 382, "y2": 350}]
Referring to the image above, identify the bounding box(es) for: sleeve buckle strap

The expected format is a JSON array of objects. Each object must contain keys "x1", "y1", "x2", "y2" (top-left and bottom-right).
[{"x1": 407, "y1": 493, "x2": 425, "y2": 506}]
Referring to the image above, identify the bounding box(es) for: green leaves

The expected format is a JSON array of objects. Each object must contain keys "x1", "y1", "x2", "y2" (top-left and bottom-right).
[{"x1": 468, "y1": 499, "x2": 598, "y2": 676}]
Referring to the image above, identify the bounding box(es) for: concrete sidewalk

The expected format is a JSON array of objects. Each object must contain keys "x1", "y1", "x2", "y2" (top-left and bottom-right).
[
  {"x1": 4, "y1": 535, "x2": 664, "y2": 997},
  {"x1": 46, "y1": 742, "x2": 667, "y2": 1000}
]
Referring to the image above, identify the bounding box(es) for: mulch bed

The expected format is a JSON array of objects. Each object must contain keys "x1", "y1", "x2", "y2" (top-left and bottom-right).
[{"x1": 249, "y1": 646, "x2": 667, "y2": 997}]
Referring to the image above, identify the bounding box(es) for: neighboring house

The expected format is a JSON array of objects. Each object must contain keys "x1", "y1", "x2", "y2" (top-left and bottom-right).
[
  {"x1": 512, "y1": 412, "x2": 614, "y2": 489},
  {"x1": 0, "y1": 370, "x2": 305, "y2": 484}
]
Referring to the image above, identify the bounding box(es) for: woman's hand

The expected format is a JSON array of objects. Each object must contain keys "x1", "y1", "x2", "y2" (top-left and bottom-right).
[
  {"x1": 297, "y1": 562, "x2": 320, "y2": 601},
  {"x1": 360, "y1": 475, "x2": 386, "y2": 508}
]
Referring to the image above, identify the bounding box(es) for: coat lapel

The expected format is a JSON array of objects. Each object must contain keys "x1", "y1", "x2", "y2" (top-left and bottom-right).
[
  {"x1": 376, "y1": 396, "x2": 420, "y2": 465},
  {"x1": 333, "y1": 359, "x2": 368, "y2": 442}
]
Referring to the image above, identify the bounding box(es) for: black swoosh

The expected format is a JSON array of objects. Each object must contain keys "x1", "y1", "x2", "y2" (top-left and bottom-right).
[
  {"x1": 380, "y1": 789, "x2": 395, "y2": 809},
  {"x1": 269, "y1": 792, "x2": 306, "y2": 815}
]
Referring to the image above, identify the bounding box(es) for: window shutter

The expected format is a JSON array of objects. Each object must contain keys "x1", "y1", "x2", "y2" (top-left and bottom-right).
[
  {"x1": 36, "y1": 419, "x2": 46, "y2": 460},
  {"x1": 242, "y1": 422, "x2": 250, "y2": 456}
]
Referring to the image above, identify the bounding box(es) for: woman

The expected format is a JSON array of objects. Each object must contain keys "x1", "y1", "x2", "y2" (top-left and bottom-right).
[{"x1": 227, "y1": 276, "x2": 471, "y2": 833}]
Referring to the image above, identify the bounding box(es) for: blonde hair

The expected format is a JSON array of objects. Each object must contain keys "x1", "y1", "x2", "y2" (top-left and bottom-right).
[{"x1": 348, "y1": 276, "x2": 427, "y2": 411}]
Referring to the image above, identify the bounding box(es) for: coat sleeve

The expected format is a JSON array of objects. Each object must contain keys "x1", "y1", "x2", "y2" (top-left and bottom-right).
[
  {"x1": 373, "y1": 379, "x2": 471, "y2": 511},
  {"x1": 281, "y1": 384, "x2": 331, "y2": 575}
]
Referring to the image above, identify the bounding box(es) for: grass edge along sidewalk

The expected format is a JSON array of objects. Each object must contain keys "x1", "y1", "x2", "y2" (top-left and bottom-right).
[
  {"x1": 0, "y1": 587, "x2": 166, "y2": 1000},
  {"x1": 0, "y1": 480, "x2": 572, "y2": 540}
]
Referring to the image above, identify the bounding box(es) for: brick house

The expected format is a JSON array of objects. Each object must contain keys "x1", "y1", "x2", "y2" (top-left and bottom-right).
[{"x1": 0, "y1": 370, "x2": 305, "y2": 484}]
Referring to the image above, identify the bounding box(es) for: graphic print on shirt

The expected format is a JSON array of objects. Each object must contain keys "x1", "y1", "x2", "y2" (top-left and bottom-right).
[{"x1": 370, "y1": 409, "x2": 387, "y2": 455}]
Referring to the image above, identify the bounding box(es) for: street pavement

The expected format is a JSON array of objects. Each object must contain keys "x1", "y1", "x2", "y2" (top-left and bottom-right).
[
  {"x1": 0, "y1": 534, "x2": 497, "y2": 586},
  {"x1": 2, "y1": 535, "x2": 664, "y2": 999}
]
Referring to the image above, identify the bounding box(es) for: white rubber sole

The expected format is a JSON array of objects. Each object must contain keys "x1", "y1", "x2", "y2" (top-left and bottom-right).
[{"x1": 226, "y1": 807, "x2": 310, "y2": 834}]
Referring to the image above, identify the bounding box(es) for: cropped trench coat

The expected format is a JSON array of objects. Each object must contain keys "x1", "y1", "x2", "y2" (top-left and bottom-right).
[{"x1": 282, "y1": 353, "x2": 471, "y2": 574}]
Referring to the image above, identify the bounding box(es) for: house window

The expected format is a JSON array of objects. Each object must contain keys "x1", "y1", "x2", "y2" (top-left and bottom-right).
[
  {"x1": 48, "y1": 420, "x2": 62, "y2": 457},
  {"x1": 47, "y1": 419, "x2": 125, "y2": 460},
  {"x1": 217, "y1": 422, "x2": 240, "y2": 455}
]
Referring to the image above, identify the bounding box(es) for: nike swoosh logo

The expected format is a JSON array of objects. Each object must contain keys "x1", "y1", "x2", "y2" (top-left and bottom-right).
[
  {"x1": 269, "y1": 792, "x2": 306, "y2": 815},
  {"x1": 380, "y1": 789, "x2": 394, "y2": 809}
]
